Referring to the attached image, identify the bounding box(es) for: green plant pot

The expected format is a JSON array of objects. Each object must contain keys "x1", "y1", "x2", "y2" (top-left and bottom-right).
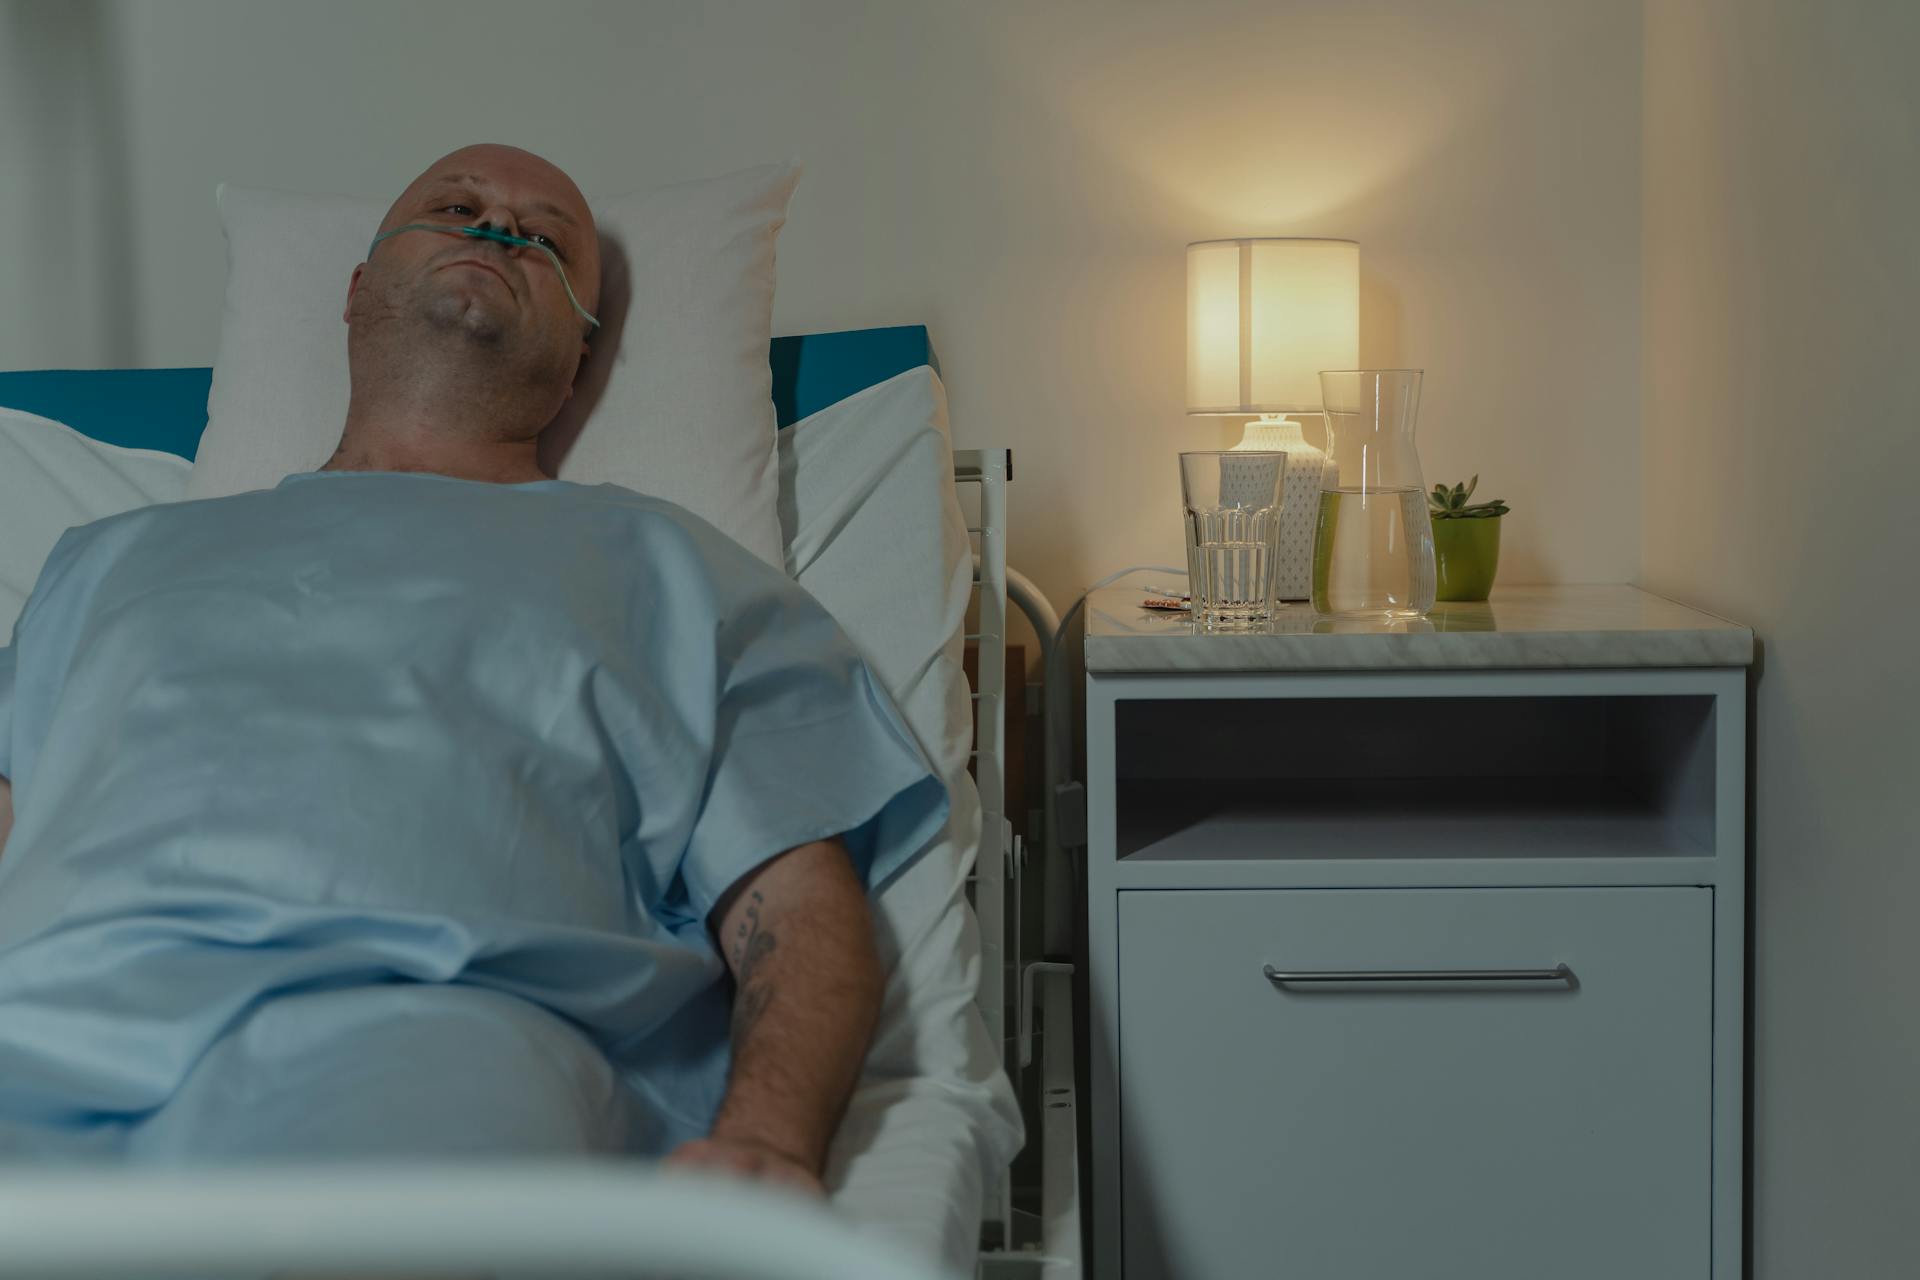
[{"x1": 1433, "y1": 515, "x2": 1503, "y2": 601}]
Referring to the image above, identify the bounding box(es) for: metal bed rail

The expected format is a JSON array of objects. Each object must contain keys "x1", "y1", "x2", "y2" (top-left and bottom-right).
[
  {"x1": 957, "y1": 450, "x2": 1081, "y2": 1279},
  {"x1": 953, "y1": 448, "x2": 1015, "y2": 1249}
]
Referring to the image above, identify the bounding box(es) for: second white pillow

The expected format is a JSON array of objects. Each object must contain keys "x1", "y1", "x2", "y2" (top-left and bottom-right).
[{"x1": 0, "y1": 409, "x2": 192, "y2": 640}]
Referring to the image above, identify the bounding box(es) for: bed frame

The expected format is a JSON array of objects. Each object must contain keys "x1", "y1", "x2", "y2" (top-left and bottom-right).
[{"x1": 0, "y1": 332, "x2": 1082, "y2": 1278}]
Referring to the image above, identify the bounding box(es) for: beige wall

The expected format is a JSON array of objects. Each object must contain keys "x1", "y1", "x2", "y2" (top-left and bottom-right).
[
  {"x1": 1643, "y1": 1, "x2": 1920, "y2": 1274},
  {"x1": 7, "y1": 0, "x2": 1917, "y2": 1268},
  {"x1": 0, "y1": 1, "x2": 137, "y2": 367},
  {"x1": 1, "y1": 0, "x2": 1643, "y2": 610}
]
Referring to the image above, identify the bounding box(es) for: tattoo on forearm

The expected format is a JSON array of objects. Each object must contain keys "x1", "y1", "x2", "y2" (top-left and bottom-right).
[
  {"x1": 731, "y1": 889, "x2": 777, "y2": 1039},
  {"x1": 730, "y1": 890, "x2": 765, "y2": 969}
]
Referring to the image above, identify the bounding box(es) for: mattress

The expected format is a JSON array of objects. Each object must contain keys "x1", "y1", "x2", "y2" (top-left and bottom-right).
[{"x1": 0, "y1": 345, "x2": 1020, "y2": 1278}]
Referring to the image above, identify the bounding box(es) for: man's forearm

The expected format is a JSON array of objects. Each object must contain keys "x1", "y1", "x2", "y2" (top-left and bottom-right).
[{"x1": 710, "y1": 842, "x2": 883, "y2": 1173}]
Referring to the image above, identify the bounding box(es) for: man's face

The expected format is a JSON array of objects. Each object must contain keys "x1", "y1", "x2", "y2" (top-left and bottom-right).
[{"x1": 344, "y1": 144, "x2": 602, "y2": 377}]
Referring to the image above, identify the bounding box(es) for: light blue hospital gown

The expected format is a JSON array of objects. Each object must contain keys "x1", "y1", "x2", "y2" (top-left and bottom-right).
[{"x1": 0, "y1": 471, "x2": 945, "y2": 1162}]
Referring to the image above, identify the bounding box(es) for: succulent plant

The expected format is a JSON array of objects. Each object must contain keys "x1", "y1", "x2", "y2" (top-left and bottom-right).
[{"x1": 1429, "y1": 475, "x2": 1510, "y2": 519}]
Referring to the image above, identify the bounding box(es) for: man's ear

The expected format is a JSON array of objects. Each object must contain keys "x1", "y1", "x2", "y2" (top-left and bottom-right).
[
  {"x1": 342, "y1": 264, "x2": 366, "y2": 325},
  {"x1": 560, "y1": 340, "x2": 591, "y2": 402}
]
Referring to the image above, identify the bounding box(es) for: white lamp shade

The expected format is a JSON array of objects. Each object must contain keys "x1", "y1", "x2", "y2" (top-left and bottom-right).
[{"x1": 1186, "y1": 238, "x2": 1359, "y2": 415}]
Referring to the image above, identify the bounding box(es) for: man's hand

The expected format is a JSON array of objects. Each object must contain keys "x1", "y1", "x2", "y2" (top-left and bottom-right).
[
  {"x1": 675, "y1": 838, "x2": 882, "y2": 1197},
  {"x1": 664, "y1": 1136, "x2": 825, "y2": 1198}
]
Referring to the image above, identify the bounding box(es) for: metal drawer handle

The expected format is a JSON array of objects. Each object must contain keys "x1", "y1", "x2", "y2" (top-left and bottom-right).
[{"x1": 1264, "y1": 963, "x2": 1575, "y2": 986}]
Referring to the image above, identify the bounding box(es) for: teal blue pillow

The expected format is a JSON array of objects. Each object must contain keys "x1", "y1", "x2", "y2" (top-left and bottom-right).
[{"x1": 0, "y1": 326, "x2": 936, "y2": 462}]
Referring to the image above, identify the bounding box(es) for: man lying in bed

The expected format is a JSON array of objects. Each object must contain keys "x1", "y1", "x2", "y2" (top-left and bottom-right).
[{"x1": 0, "y1": 144, "x2": 945, "y2": 1197}]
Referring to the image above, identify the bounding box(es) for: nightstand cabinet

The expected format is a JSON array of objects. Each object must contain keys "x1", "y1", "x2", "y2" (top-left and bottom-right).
[{"x1": 1081, "y1": 586, "x2": 1753, "y2": 1280}]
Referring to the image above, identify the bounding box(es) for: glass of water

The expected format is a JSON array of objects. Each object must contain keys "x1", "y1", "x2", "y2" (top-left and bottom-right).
[{"x1": 1180, "y1": 451, "x2": 1287, "y2": 628}]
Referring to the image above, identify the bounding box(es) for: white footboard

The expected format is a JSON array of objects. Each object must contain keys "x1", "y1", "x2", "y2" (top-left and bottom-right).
[{"x1": 0, "y1": 1165, "x2": 951, "y2": 1279}]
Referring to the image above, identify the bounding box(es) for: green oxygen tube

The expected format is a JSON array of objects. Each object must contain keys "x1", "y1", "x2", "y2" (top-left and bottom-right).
[{"x1": 367, "y1": 222, "x2": 599, "y2": 331}]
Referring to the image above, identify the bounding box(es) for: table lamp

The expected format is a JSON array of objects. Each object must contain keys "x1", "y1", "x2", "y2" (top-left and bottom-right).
[{"x1": 1186, "y1": 237, "x2": 1359, "y2": 600}]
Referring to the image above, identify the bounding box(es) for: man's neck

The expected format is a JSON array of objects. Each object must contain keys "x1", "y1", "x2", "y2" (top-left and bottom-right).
[
  {"x1": 329, "y1": 359, "x2": 556, "y2": 484},
  {"x1": 322, "y1": 423, "x2": 546, "y2": 484}
]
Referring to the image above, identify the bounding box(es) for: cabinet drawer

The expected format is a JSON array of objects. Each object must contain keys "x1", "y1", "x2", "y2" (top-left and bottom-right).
[{"x1": 1118, "y1": 887, "x2": 1712, "y2": 1280}]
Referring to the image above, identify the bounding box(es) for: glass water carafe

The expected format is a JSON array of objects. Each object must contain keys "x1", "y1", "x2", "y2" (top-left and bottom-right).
[{"x1": 1311, "y1": 369, "x2": 1435, "y2": 618}]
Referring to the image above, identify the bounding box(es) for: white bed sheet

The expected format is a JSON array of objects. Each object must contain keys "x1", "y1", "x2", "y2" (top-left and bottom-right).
[
  {"x1": 783, "y1": 367, "x2": 1022, "y2": 1275},
  {"x1": 0, "y1": 371, "x2": 1019, "y2": 1277}
]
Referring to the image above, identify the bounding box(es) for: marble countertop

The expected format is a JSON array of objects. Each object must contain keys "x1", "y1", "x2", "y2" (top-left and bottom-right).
[{"x1": 1083, "y1": 584, "x2": 1753, "y2": 672}]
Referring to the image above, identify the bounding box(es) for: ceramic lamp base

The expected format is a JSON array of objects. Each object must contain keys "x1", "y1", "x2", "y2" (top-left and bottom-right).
[{"x1": 1231, "y1": 415, "x2": 1327, "y2": 601}]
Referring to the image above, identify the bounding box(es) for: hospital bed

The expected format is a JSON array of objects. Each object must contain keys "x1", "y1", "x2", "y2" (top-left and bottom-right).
[{"x1": 0, "y1": 326, "x2": 1081, "y2": 1279}]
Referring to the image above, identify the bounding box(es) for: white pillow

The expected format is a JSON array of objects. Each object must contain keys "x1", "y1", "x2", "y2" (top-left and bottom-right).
[
  {"x1": 782, "y1": 368, "x2": 1021, "y2": 1264},
  {"x1": 0, "y1": 409, "x2": 191, "y2": 641},
  {"x1": 187, "y1": 164, "x2": 798, "y2": 567}
]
